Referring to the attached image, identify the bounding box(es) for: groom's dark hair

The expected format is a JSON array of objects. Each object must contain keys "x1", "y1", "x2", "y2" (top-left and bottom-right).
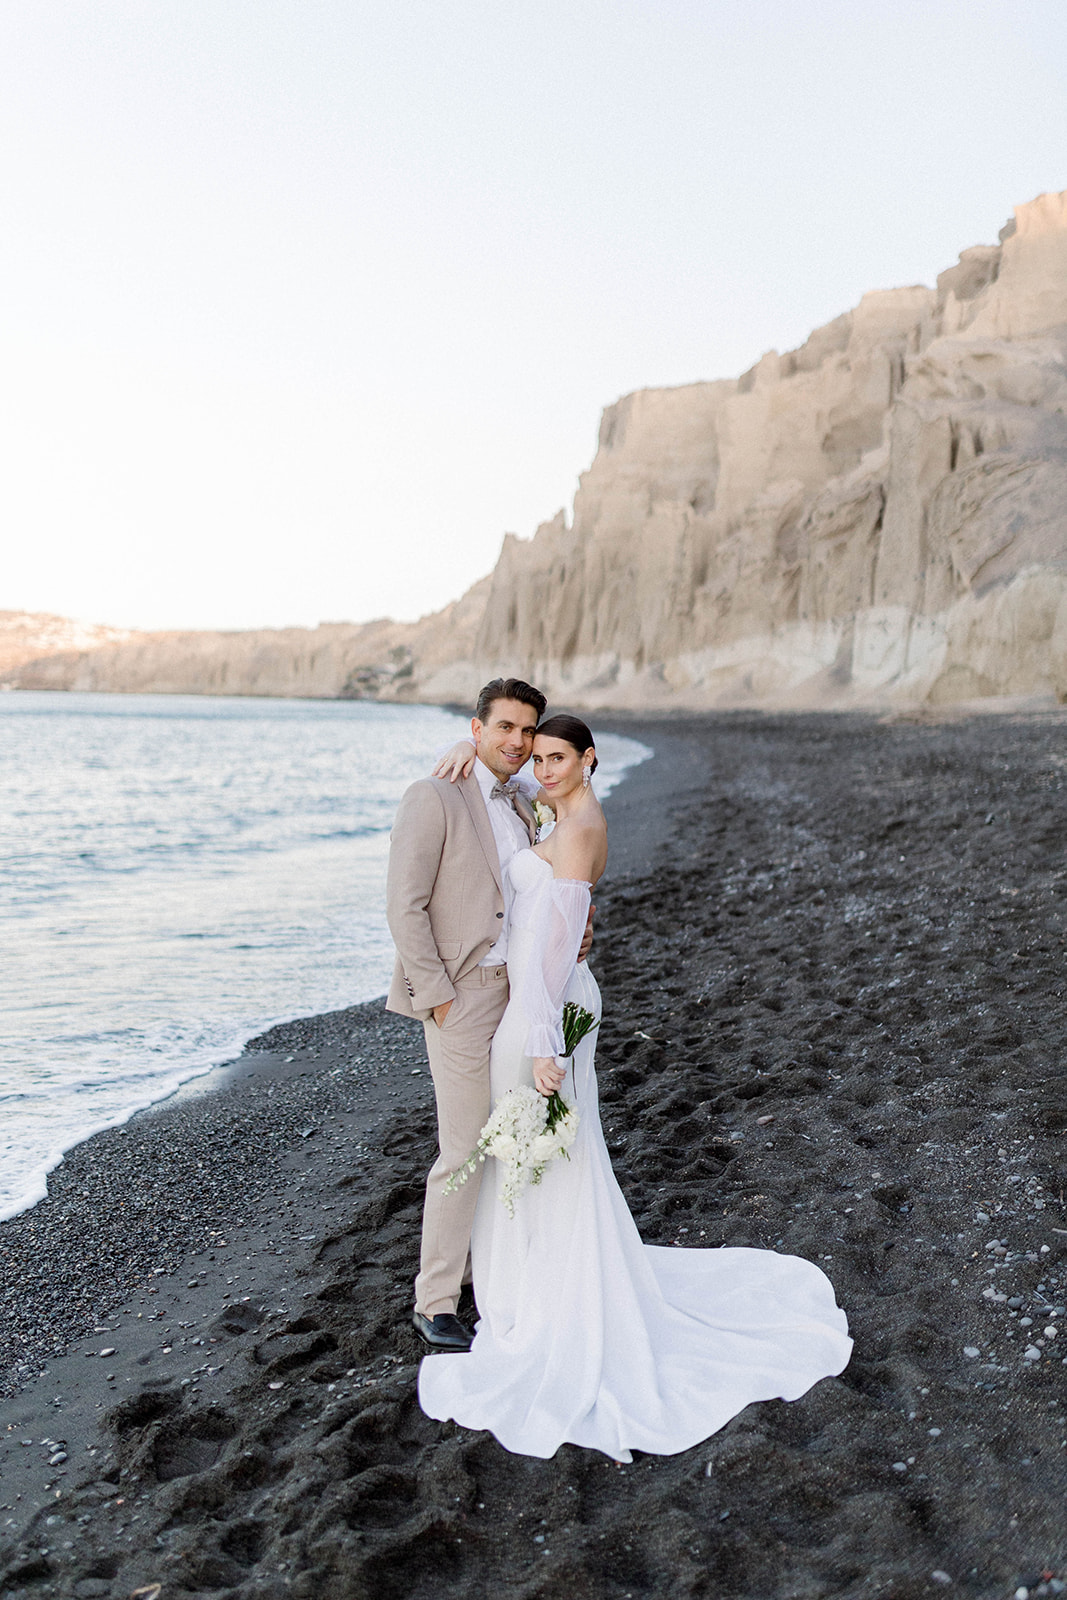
[{"x1": 475, "y1": 677, "x2": 547, "y2": 724}]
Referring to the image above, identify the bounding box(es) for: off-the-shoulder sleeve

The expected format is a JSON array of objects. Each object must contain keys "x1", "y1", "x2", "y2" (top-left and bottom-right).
[{"x1": 515, "y1": 877, "x2": 591, "y2": 1058}]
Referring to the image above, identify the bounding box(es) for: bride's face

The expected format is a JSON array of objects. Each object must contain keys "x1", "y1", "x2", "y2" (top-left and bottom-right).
[{"x1": 532, "y1": 736, "x2": 594, "y2": 799}]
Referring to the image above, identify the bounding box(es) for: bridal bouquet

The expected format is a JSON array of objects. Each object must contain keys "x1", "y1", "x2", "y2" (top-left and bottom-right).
[
  {"x1": 444, "y1": 1002, "x2": 599, "y2": 1217},
  {"x1": 444, "y1": 1085, "x2": 578, "y2": 1217}
]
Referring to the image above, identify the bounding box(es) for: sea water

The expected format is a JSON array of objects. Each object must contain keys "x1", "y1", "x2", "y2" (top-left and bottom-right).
[{"x1": 0, "y1": 692, "x2": 649, "y2": 1221}]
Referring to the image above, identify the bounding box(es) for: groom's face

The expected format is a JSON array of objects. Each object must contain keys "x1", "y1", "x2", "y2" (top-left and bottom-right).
[{"x1": 470, "y1": 697, "x2": 539, "y2": 782}]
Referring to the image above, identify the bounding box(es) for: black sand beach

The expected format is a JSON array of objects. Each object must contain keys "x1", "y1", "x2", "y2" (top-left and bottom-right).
[{"x1": 2, "y1": 710, "x2": 1066, "y2": 1600}]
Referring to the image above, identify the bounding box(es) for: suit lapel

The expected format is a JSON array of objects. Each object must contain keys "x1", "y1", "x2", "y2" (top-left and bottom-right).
[
  {"x1": 513, "y1": 790, "x2": 537, "y2": 845},
  {"x1": 458, "y1": 770, "x2": 504, "y2": 894}
]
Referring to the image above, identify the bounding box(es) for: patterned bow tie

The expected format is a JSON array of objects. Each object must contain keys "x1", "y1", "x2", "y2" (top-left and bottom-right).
[{"x1": 491, "y1": 780, "x2": 519, "y2": 805}]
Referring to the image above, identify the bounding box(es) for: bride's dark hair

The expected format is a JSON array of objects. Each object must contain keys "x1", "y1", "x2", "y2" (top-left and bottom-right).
[{"x1": 534, "y1": 713, "x2": 598, "y2": 774}]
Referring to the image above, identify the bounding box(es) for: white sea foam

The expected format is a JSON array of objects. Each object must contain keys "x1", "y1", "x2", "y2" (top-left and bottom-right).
[{"x1": 1, "y1": 693, "x2": 649, "y2": 1221}]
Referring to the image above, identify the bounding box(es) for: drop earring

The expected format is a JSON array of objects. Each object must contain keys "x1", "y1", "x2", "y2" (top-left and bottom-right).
[{"x1": 582, "y1": 765, "x2": 591, "y2": 789}]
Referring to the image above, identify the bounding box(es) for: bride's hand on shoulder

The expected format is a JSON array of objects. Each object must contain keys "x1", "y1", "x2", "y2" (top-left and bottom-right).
[
  {"x1": 533, "y1": 1057, "x2": 565, "y2": 1095},
  {"x1": 431, "y1": 738, "x2": 476, "y2": 782}
]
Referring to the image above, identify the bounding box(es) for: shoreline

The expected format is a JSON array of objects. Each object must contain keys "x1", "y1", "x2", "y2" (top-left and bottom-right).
[
  {"x1": 0, "y1": 715, "x2": 692, "y2": 1386},
  {"x1": 3, "y1": 710, "x2": 1066, "y2": 1598},
  {"x1": 0, "y1": 702, "x2": 653, "y2": 1230}
]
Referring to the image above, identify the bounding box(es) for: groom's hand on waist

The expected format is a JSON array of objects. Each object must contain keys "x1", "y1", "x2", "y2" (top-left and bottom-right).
[
  {"x1": 432, "y1": 1000, "x2": 453, "y2": 1028},
  {"x1": 578, "y1": 903, "x2": 595, "y2": 963}
]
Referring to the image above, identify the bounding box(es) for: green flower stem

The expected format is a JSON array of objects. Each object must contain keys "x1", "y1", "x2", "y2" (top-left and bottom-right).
[
  {"x1": 561, "y1": 1000, "x2": 599, "y2": 1058},
  {"x1": 545, "y1": 1089, "x2": 569, "y2": 1130}
]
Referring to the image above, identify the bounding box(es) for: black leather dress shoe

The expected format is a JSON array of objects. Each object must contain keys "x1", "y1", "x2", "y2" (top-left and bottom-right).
[{"x1": 412, "y1": 1310, "x2": 472, "y2": 1352}]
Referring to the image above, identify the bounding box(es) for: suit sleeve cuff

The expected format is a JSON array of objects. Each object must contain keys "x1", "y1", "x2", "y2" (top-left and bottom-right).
[{"x1": 412, "y1": 977, "x2": 457, "y2": 1012}]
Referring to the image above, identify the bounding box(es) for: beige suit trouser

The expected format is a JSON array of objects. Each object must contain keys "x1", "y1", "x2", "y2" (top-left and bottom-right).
[{"x1": 415, "y1": 963, "x2": 509, "y2": 1317}]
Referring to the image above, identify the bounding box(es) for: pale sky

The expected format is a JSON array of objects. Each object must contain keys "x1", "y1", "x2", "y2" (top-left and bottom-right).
[{"x1": 2, "y1": 1, "x2": 1064, "y2": 633}]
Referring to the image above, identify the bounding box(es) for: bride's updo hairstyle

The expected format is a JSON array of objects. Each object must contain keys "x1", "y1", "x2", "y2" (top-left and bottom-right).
[{"x1": 534, "y1": 713, "x2": 598, "y2": 774}]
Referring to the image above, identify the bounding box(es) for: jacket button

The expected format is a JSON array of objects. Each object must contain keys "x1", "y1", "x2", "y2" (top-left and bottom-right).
[{"x1": 496, "y1": 911, "x2": 504, "y2": 919}]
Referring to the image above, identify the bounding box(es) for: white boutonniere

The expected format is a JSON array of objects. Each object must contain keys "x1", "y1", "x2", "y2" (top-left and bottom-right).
[{"x1": 532, "y1": 800, "x2": 555, "y2": 841}]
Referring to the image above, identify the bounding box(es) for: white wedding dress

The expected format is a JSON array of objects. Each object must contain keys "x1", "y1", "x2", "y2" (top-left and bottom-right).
[{"x1": 418, "y1": 850, "x2": 852, "y2": 1461}]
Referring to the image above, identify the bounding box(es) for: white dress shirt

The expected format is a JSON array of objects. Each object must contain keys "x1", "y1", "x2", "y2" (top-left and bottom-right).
[{"x1": 474, "y1": 758, "x2": 532, "y2": 965}]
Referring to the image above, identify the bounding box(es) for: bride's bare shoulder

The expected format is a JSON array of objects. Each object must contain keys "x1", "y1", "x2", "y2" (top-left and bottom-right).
[{"x1": 548, "y1": 806, "x2": 607, "y2": 882}]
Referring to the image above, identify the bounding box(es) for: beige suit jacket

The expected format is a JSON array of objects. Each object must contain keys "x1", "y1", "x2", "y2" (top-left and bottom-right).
[{"x1": 385, "y1": 771, "x2": 535, "y2": 1020}]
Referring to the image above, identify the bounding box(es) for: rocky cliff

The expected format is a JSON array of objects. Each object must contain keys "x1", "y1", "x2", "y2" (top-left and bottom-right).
[
  {"x1": 7, "y1": 189, "x2": 1067, "y2": 710},
  {"x1": 445, "y1": 188, "x2": 1067, "y2": 710}
]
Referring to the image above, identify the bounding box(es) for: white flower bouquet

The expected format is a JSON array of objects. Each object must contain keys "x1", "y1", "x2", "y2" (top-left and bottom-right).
[
  {"x1": 444, "y1": 1002, "x2": 598, "y2": 1217},
  {"x1": 444, "y1": 1085, "x2": 579, "y2": 1217}
]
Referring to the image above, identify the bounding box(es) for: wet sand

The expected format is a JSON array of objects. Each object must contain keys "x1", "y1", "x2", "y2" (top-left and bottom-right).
[{"x1": 2, "y1": 710, "x2": 1066, "y2": 1599}]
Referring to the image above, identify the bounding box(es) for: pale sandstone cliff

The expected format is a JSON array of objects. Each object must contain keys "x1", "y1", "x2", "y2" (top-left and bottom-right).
[
  {"x1": 6, "y1": 189, "x2": 1067, "y2": 710},
  {"x1": 434, "y1": 189, "x2": 1067, "y2": 710}
]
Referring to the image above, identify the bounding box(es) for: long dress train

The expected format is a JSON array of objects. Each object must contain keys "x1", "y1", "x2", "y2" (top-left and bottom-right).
[{"x1": 418, "y1": 849, "x2": 852, "y2": 1461}]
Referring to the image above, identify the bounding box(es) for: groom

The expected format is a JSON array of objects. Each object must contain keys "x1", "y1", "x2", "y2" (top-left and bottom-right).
[{"x1": 387, "y1": 677, "x2": 569, "y2": 1352}]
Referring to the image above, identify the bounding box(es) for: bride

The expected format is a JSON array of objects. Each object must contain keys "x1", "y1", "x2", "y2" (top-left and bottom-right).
[{"x1": 419, "y1": 714, "x2": 851, "y2": 1462}]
